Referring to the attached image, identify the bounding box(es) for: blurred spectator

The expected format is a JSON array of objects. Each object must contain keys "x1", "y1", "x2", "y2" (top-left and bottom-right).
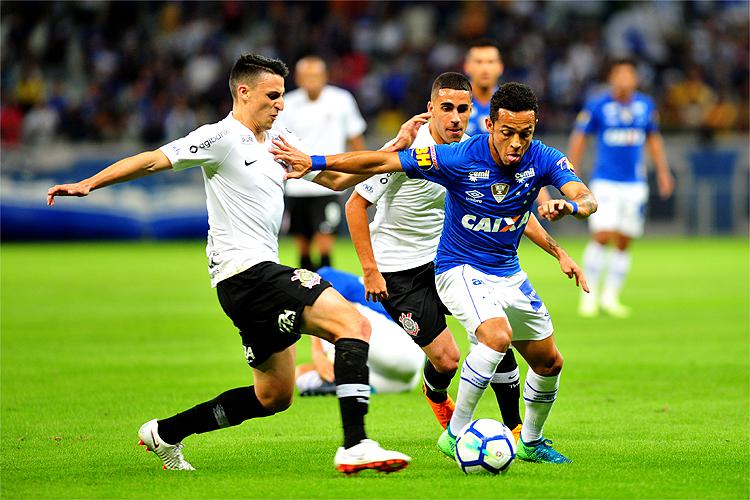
[
  {"x1": 22, "y1": 101, "x2": 58, "y2": 145},
  {"x1": 664, "y1": 66, "x2": 717, "y2": 128},
  {"x1": 0, "y1": 92, "x2": 24, "y2": 147}
]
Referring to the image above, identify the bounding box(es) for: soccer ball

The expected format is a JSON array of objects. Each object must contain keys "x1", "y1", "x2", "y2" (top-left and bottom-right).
[{"x1": 454, "y1": 419, "x2": 516, "y2": 475}]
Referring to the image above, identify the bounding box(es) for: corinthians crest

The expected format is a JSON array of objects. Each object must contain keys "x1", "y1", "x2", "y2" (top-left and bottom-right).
[
  {"x1": 291, "y1": 269, "x2": 321, "y2": 289},
  {"x1": 491, "y1": 183, "x2": 510, "y2": 203},
  {"x1": 398, "y1": 312, "x2": 420, "y2": 336}
]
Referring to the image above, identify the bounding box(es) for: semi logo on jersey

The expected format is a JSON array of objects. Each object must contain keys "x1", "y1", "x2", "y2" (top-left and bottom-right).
[
  {"x1": 291, "y1": 269, "x2": 322, "y2": 289},
  {"x1": 277, "y1": 310, "x2": 296, "y2": 334},
  {"x1": 491, "y1": 183, "x2": 509, "y2": 203},
  {"x1": 514, "y1": 168, "x2": 535, "y2": 183},
  {"x1": 555, "y1": 157, "x2": 576, "y2": 172},
  {"x1": 461, "y1": 211, "x2": 530, "y2": 233},
  {"x1": 468, "y1": 170, "x2": 490, "y2": 182},
  {"x1": 398, "y1": 312, "x2": 420, "y2": 336},
  {"x1": 413, "y1": 147, "x2": 437, "y2": 171}
]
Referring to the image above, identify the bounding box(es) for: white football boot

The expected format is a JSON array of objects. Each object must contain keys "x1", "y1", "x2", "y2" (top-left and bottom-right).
[
  {"x1": 334, "y1": 439, "x2": 410, "y2": 474},
  {"x1": 578, "y1": 290, "x2": 599, "y2": 318},
  {"x1": 138, "y1": 419, "x2": 195, "y2": 470},
  {"x1": 600, "y1": 293, "x2": 631, "y2": 318}
]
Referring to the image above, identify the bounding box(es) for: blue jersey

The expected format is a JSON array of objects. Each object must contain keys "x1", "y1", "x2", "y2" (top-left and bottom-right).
[
  {"x1": 317, "y1": 267, "x2": 390, "y2": 318},
  {"x1": 466, "y1": 95, "x2": 491, "y2": 136},
  {"x1": 575, "y1": 91, "x2": 658, "y2": 183},
  {"x1": 399, "y1": 136, "x2": 581, "y2": 276}
]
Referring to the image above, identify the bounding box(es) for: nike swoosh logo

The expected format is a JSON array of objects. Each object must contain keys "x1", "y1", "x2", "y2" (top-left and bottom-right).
[
  {"x1": 245, "y1": 160, "x2": 257, "y2": 166},
  {"x1": 150, "y1": 430, "x2": 160, "y2": 449}
]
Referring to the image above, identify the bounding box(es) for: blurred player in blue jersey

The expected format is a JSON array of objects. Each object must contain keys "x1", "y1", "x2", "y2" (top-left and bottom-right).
[
  {"x1": 572, "y1": 59, "x2": 674, "y2": 318},
  {"x1": 464, "y1": 39, "x2": 504, "y2": 136},
  {"x1": 273, "y1": 82, "x2": 597, "y2": 464}
]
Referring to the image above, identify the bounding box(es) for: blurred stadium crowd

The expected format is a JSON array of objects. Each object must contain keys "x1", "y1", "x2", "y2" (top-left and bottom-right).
[{"x1": 2, "y1": 0, "x2": 748, "y2": 149}]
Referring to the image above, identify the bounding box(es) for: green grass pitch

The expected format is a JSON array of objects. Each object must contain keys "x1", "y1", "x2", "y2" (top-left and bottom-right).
[{"x1": 1, "y1": 237, "x2": 748, "y2": 499}]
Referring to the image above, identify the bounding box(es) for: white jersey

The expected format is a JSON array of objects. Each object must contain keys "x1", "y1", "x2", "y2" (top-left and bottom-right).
[
  {"x1": 160, "y1": 112, "x2": 304, "y2": 287},
  {"x1": 277, "y1": 85, "x2": 366, "y2": 197},
  {"x1": 354, "y1": 125, "x2": 469, "y2": 272}
]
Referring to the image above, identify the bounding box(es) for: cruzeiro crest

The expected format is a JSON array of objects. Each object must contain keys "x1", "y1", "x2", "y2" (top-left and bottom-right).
[
  {"x1": 398, "y1": 312, "x2": 420, "y2": 337},
  {"x1": 291, "y1": 269, "x2": 322, "y2": 289},
  {"x1": 491, "y1": 183, "x2": 510, "y2": 203}
]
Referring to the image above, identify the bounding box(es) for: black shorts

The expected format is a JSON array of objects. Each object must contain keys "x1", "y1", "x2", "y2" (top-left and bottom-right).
[
  {"x1": 381, "y1": 262, "x2": 451, "y2": 348},
  {"x1": 216, "y1": 262, "x2": 331, "y2": 367},
  {"x1": 286, "y1": 195, "x2": 342, "y2": 238}
]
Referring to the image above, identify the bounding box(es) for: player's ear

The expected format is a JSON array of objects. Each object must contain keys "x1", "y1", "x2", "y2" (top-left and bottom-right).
[
  {"x1": 485, "y1": 117, "x2": 493, "y2": 132},
  {"x1": 427, "y1": 101, "x2": 434, "y2": 113}
]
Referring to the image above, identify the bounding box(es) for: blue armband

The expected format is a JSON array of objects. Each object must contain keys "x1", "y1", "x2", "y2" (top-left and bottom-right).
[
  {"x1": 311, "y1": 155, "x2": 327, "y2": 171},
  {"x1": 569, "y1": 201, "x2": 579, "y2": 215}
]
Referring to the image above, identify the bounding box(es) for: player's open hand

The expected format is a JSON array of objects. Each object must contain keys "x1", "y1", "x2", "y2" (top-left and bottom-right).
[
  {"x1": 363, "y1": 268, "x2": 389, "y2": 302},
  {"x1": 47, "y1": 182, "x2": 92, "y2": 206},
  {"x1": 384, "y1": 112, "x2": 432, "y2": 152},
  {"x1": 270, "y1": 136, "x2": 311, "y2": 179},
  {"x1": 558, "y1": 253, "x2": 589, "y2": 293},
  {"x1": 537, "y1": 199, "x2": 573, "y2": 221},
  {"x1": 657, "y1": 170, "x2": 675, "y2": 199}
]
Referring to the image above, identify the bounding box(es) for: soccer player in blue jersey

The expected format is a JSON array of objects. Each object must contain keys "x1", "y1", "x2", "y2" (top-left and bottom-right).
[
  {"x1": 273, "y1": 82, "x2": 597, "y2": 464},
  {"x1": 464, "y1": 39, "x2": 504, "y2": 136},
  {"x1": 573, "y1": 59, "x2": 674, "y2": 318}
]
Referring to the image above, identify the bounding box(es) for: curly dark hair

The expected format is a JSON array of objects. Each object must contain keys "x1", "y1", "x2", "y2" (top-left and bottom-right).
[
  {"x1": 229, "y1": 54, "x2": 289, "y2": 100},
  {"x1": 489, "y1": 82, "x2": 539, "y2": 122}
]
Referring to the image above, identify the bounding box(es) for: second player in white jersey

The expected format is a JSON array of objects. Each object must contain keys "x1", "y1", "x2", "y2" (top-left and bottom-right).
[{"x1": 354, "y1": 124, "x2": 468, "y2": 272}]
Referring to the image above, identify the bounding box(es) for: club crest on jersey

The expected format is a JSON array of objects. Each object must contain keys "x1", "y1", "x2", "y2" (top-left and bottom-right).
[
  {"x1": 292, "y1": 269, "x2": 322, "y2": 289},
  {"x1": 398, "y1": 313, "x2": 420, "y2": 336},
  {"x1": 468, "y1": 170, "x2": 490, "y2": 182},
  {"x1": 277, "y1": 310, "x2": 296, "y2": 334},
  {"x1": 413, "y1": 147, "x2": 437, "y2": 171},
  {"x1": 491, "y1": 183, "x2": 510, "y2": 203}
]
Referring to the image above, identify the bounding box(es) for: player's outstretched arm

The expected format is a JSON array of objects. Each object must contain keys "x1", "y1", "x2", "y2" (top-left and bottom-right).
[
  {"x1": 537, "y1": 181, "x2": 597, "y2": 221},
  {"x1": 345, "y1": 192, "x2": 388, "y2": 302},
  {"x1": 47, "y1": 150, "x2": 172, "y2": 206},
  {"x1": 523, "y1": 214, "x2": 589, "y2": 292},
  {"x1": 271, "y1": 136, "x2": 403, "y2": 180}
]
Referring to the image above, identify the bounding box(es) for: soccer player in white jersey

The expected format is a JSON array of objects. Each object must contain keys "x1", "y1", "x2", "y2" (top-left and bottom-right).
[
  {"x1": 272, "y1": 82, "x2": 597, "y2": 464},
  {"x1": 345, "y1": 73, "x2": 587, "y2": 441},
  {"x1": 46, "y1": 53, "x2": 410, "y2": 474},
  {"x1": 572, "y1": 59, "x2": 674, "y2": 318},
  {"x1": 277, "y1": 56, "x2": 367, "y2": 271}
]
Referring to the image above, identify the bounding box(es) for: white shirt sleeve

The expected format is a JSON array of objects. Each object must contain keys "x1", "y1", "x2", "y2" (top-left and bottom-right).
[
  {"x1": 159, "y1": 124, "x2": 228, "y2": 172},
  {"x1": 343, "y1": 91, "x2": 367, "y2": 140},
  {"x1": 355, "y1": 172, "x2": 403, "y2": 204}
]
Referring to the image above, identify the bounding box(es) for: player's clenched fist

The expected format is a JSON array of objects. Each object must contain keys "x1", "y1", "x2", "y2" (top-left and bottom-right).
[
  {"x1": 537, "y1": 199, "x2": 573, "y2": 221},
  {"x1": 271, "y1": 136, "x2": 311, "y2": 179}
]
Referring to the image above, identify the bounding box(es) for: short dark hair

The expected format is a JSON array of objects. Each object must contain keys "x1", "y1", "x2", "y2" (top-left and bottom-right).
[
  {"x1": 489, "y1": 83, "x2": 539, "y2": 122},
  {"x1": 608, "y1": 57, "x2": 638, "y2": 74},
  {"x1": 466, "y1": 38, "x2": 503, "y2": 60},
  {"x1": 229, "y1": 54, "x2": 289, "y2": 100},
  {"x1": 430, "y1": 72, "x2": 472, "y2": 100}
]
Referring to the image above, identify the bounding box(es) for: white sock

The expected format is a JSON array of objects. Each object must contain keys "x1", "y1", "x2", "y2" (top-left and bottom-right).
[
  {"x1": 582, "y1": 241, "x2": 607, "y2": 298},
  {"x1": 603, "y1": 249, "x2": 630, "y2": 303},
  {"x1": 448, "y1": 342, "x2": 504, "y2": 436},
  {"x1": 520, "y1": 369, "x2": 559, "y2": 443}
]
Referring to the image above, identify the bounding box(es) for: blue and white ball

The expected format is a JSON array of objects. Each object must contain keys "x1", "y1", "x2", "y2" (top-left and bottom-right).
[{"x1": 454, "y1": 419, "x2": 516, "y2": 475}]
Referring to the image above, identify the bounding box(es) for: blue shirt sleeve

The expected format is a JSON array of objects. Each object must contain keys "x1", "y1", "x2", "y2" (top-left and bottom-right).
[
  {"x1": 399, "y1": 142, "x2": 464, "y2": 186},
  {"x1": 574, "y1": 98, "x2": 599, "y2": 134},
  {"x1": 540, "y1": 145, "x2": 583, "y2": 190},
  {"x1": 644, "y1": 97, "x2": 659, "y2": 134}
]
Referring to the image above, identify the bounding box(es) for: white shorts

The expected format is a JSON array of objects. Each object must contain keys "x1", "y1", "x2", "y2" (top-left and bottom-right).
[
  {"x1": 435, "y1": 265, "x2": 553, "y2": 343},
  {"x1": 588, "y1": 179, "x2": 648, "y2": 238}
]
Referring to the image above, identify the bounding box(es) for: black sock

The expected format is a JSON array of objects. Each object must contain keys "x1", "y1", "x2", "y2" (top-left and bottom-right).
[
  {"x1": 319, "y1": 254, "x2": 331, "y2": 269},
  {"x1": 489, "y1": 348, "x2": 523, "y2": 430},
  {"x1": 423, "y1": 359, "x2": 454, "y2": 403},
  {"x1": 157, "y1": 386, "x2": 273, "y2": 444},
  {"x1": 334, "y1": 338, "x2": 370, "y2": 448},
  {"x1": 300, "y1": 254, "x2": 313, "y2": 270}
]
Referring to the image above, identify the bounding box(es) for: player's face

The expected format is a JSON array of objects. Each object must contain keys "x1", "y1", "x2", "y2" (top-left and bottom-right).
[
  {"x1": 295, "y1": 60, "x2": 327, "y2": 98},
  {"x1": 427, "y1": 88, "x2": 472, "y2": 144},
  {"x1": 239, "y1": 73, "x2": 285, "y2": 131},
  {"x1": 486, "y1": 109, "x2": 536, "y2": 167},
  {"x1": 464, "y1": 47, "x2": 503, "y2": 90},
  {"x1": 609, "y1": 64, "x2": 638, "y2": 97}
]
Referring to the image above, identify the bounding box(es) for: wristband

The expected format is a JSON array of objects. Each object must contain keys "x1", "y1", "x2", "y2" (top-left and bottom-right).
[
  {"x1": 569, "y1": 201, "x2": 579, "y2": 215},
  {"x1": 311, "y1": 155, "x2": 327, "y2": 171}
]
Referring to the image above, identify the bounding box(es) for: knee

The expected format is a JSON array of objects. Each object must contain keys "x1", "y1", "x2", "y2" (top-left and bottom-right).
[
  {"x1": 255, "y1": 389, "x2": 294, "y2": 414},
  {"x1": 532, "y1": 351, "x2": 564, "y2": 377},
  {"x1": 431, "y1": 349, "x2": 459, "y2": 375},
  {"x1": 331, "y1": 312, "x2": 371, "y2": 344}
]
